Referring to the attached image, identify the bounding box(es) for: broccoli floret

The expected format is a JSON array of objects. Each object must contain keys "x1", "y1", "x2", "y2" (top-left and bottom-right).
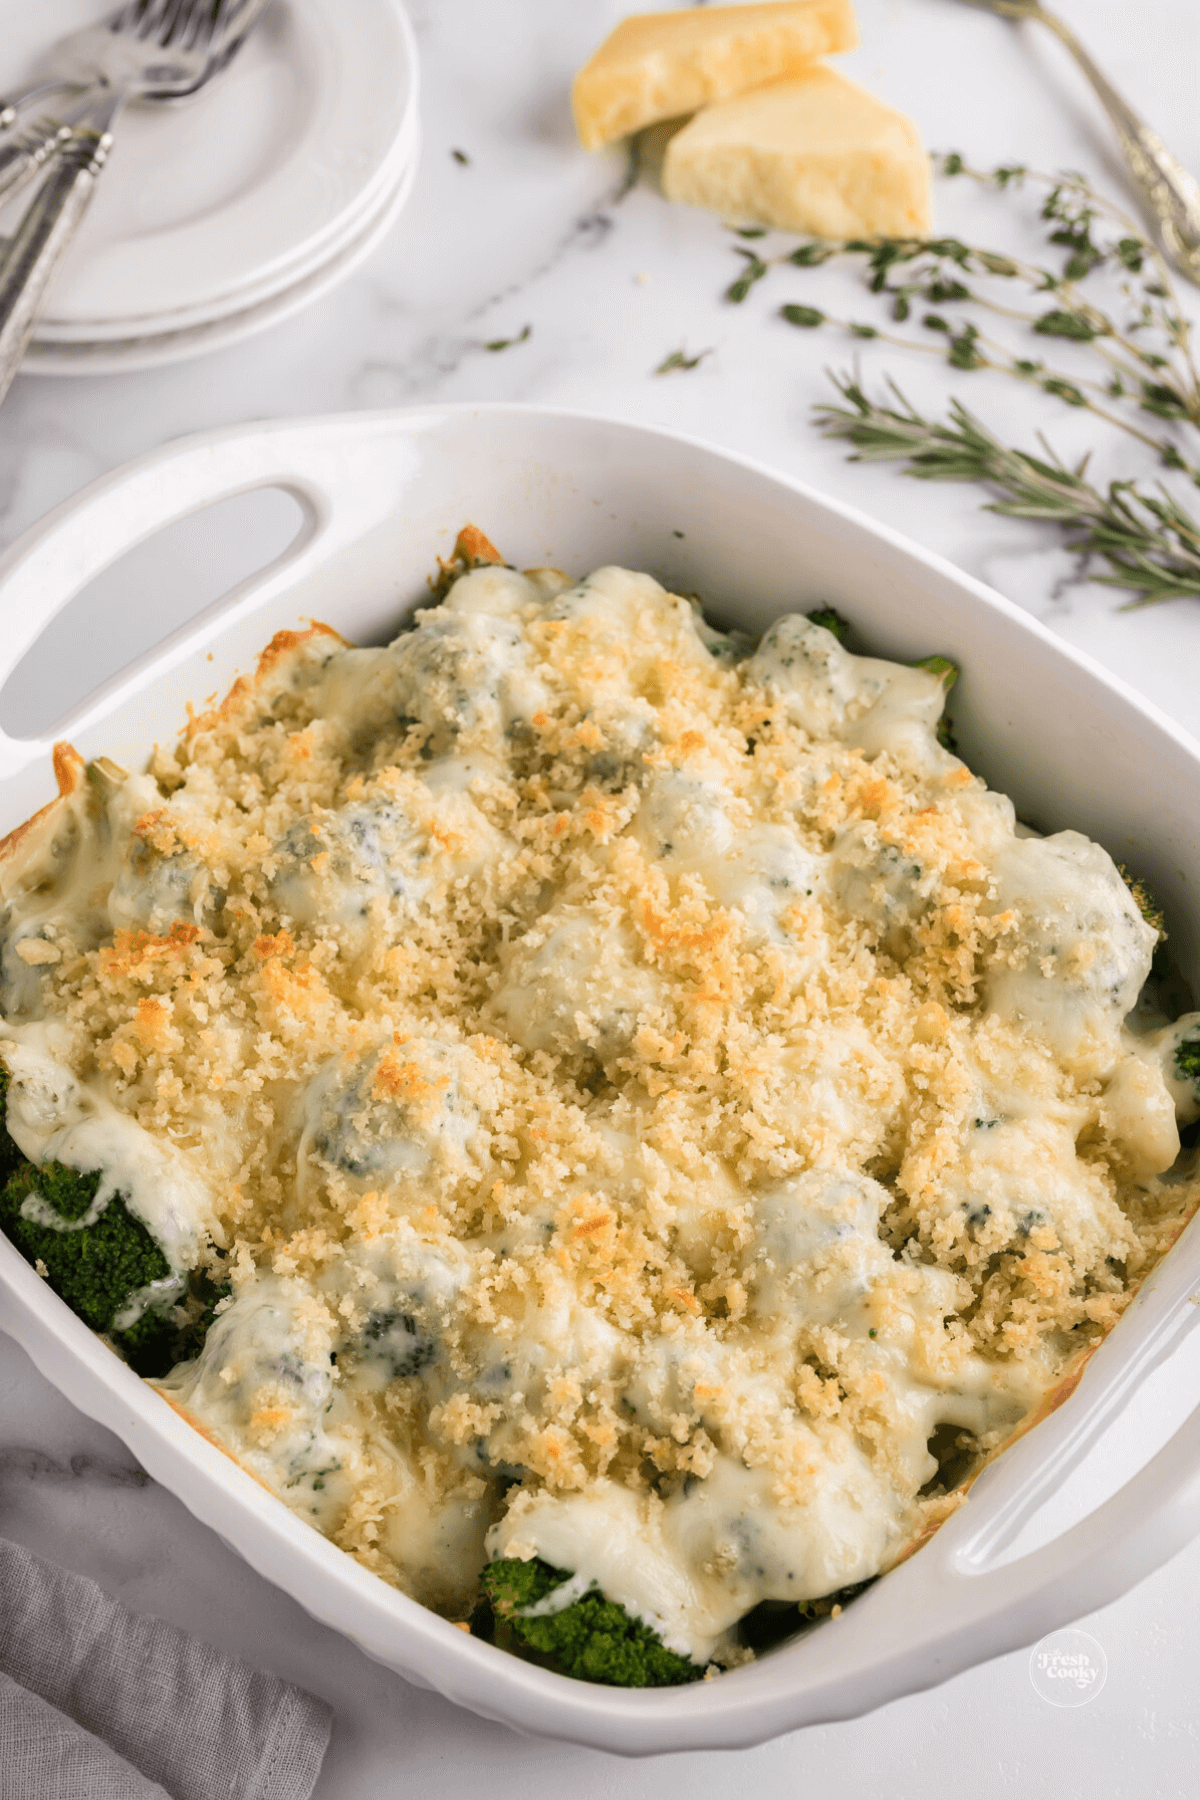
[
  {"x1": 1118, "y1": 863, "x2": 1166, "y2": 942},
  {"x1": 737, "y1": 1577, "x2": 876, "y2": 1652},
  {"x1": 479, "y1": 1557, "x2": 705, "y2": 1687},
  {"x1": 0, "y1": 1067, "x2": 22, "y2": 1190},
  {"x1": 0, "y1": 1154, "x2": 226, "y2": 1378},
  {"x1": 806, "y1": 605, "x2": 851, "y2": 644},
  {"x1": 0, "y1": 1065, "x2": 225, "y2": 1377},
  {"x1": 1175, "y1": 1034, "x2": 1200, "y2": 1082},
  {"x1": 0, "y1": 1158, "x2": 171, "y2": 1331},
  {"x1": 915, "y1": 654, "x2": 959, "y2": 694},
  {"x1": 914, "y1": 655, "x2": 959, "y2": 750}
]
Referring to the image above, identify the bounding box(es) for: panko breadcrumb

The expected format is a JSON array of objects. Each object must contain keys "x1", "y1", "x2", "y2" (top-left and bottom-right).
[{"x1": 2, "y1": 532, "x2": 1197, "y2": 1666}]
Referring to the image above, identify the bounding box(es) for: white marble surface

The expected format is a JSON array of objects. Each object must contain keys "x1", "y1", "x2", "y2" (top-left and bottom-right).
[{"x1": 3, "y1": 1, "x2": 1200, "y2": 1793}]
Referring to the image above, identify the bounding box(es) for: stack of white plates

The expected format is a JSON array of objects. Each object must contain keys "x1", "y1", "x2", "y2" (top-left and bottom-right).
[{"x1": 0, "y1": 0, "x2": 418, "y2": 374}]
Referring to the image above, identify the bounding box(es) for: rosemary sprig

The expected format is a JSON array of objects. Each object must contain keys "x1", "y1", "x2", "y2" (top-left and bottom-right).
[{"x1": 817, "y1": 376, "x2": 1200, "y2": 607}]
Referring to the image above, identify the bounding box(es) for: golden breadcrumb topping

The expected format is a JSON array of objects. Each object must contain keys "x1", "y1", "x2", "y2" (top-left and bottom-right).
[{"x1": 2, "y1": 538, "x2": 1196, "y2": 1661}]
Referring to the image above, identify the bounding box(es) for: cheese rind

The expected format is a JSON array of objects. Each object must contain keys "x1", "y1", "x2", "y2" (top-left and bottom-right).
[
  {"x1": 662, "y1": 66, "x2": 932, "y2": 237},
  {"x1": 572, "y1": 1, "x2": 860, "y2": 151}
]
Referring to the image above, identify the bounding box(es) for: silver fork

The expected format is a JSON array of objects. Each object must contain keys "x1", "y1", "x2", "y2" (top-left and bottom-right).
[
  {"x1": 0, "y1": 0, "x2": 269, "y2": 403},
  {"x1": 957, "y1": 0, "x2": 1200, "y2": 284},
  {"x1": 0, "y1": 1, "x2": 237, "y2": 206},
  {"x1": 0, "y1": 90, "x2": 116, "y2": 215}
]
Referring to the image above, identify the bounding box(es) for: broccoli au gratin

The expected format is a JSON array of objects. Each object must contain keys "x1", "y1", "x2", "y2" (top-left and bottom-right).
[{"x1": 2, "y1": 529, "x2": 1199, "y2": 1681}]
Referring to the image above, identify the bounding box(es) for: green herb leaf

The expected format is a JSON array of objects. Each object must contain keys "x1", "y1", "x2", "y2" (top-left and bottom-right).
[
  {"x1": 1033, "y1": 309, "x2": 1103, "y2": 341},
  {"x1": 485, "y1": 324, "x2": 531, "y2": 352},
  {"x1": 948, "y1": 329, "x2": 984, "y2": 370},
  {"x1": 927, "y1": 278, "x2": 971, "y2": 303},
  {"x1": 1042, "y1": 377, "x2": 1087, "y2": 406},
  {"x1": 781, "y1": 303, "x2": 825, "y2": 328},
  {"x1": 726, "y1": 250, "x2": 769, "y2": 303},
  {"x1": 1140, "y1": 382, "x2": 1190, "y2": 420},
  {"x1": 655, "y1": 346, "x2": 713, "y2": 374},
  {"x1": 789, "y1": 242, "x2": 834, "y2": 267}
]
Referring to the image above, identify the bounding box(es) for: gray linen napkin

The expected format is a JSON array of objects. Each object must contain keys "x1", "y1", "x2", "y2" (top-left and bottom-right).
[{"x1": 0, "y1": 1537, "x2": 331, "y2": 1800}]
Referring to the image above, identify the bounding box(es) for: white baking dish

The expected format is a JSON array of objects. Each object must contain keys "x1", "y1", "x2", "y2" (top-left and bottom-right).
[{"x1": 2, "y1": 406, "x2": 1200, "y2": 1754}]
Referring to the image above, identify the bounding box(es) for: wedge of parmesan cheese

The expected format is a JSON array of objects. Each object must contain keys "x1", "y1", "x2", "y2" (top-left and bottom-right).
[
  {"x1": 572, "y1": 2, "x2": 859, "y2": 151},
  {"x1": 662, "y1": 65, "x2": 932, "y2": 237}
]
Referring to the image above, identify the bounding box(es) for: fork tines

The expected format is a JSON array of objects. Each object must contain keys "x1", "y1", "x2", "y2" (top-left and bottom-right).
[{"x1": 108, "y1": 1, "x2": 239, "y2": 51}]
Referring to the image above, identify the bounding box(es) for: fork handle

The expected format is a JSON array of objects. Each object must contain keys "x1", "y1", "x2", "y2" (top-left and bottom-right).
[
  {"x1": 0, "y1": 126, "x2": 113, "y2": 407},
  {"x1": 0, "y1": 81, "x2": 79, "y2": 132},
  {"x1": 0, "y1": 114, "x2": 76, "y2": 209},
  {"x1": 1036, "y1": 6, "x2": 1200, "y2": 281}
]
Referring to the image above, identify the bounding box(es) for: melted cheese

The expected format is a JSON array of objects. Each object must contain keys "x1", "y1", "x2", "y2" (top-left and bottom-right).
[
  {"x1": 1, "y1": 562, "x2": 1194, "y2": 1666},
  {"x1": 2, "y1": 1032, "x2": 215, "y2": 1267}
]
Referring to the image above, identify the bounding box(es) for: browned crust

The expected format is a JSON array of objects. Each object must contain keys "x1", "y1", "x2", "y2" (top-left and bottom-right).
[
  {"x1": 0, "y1": 741, "x2": 85, "y2": 871},
  {"x1": 184, "y1": 621, "x2": 348, "y2": 740},
  {"x1": 429, "y1": 524, "x2": 508, "y2": 600},
  {"x1": 256, "y1": 620, "x2": 348, "y2": 677},
  {"x1": 452, "y1": 524, "x2": 504, "y2": 568},
  {"x1": 52, "y1": 741, "x2": 86, "y2": 799}
]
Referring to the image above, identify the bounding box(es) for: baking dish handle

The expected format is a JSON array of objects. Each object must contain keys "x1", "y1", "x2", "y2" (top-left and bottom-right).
[
  {"x1": 0, "y1": 413, "x2": 432, "y2": 780},
  {"x1": 883, "y1": 1395, "x2": 1200, "y2": 1664}
]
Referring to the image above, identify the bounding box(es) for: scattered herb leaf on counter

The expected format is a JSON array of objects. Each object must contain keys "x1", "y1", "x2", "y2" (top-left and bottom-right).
[
  {"x1": 726, "y1": 249, "x2": 770, "y2": 304},
  {"x1": 485, "y1": 323, "x2": 532, "y2": 352},
  {"x1": 655, "y1": 345, "x2": 713, "y2": 374}
]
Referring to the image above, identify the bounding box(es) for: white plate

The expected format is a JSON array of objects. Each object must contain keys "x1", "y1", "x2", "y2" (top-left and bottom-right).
[
  {"x1": 33, "y1": 104, "x2": 420, "y2": 345},
  {"x1": 0, "y1": 0, "x2": 417, "y2": 343},
  {"x1": 2, "y1": 408, "x2": 1200, "y2": 1752},
  {"x1": 22, "y1": 131, "x2": 419, "y2": 374}
]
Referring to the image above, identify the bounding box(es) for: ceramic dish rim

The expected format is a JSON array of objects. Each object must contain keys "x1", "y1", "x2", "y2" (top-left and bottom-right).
[{"x1": 1, "y1": 403, "x2": 1200, "y2": 1753}]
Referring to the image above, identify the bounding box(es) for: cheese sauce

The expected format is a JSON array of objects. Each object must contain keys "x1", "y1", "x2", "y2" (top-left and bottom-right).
[{"x1": 1, "y1": 558, "x2": 1196, "y2": 1666}]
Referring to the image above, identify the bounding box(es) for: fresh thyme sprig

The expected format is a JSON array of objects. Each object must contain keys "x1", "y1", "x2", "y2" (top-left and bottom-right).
[
  {"x1": 727, "y1": 161, "x2": 1200, "y2": 469},
  {"x1": 817, "y1": 376, "x2": 1200, "y2": 607},
  {"x1": 778, "y1": 299, "x2": 1189, "y2": 468},
  {"x1": 713, "y1": 156, "x2": 1200, "y2": 605}
]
